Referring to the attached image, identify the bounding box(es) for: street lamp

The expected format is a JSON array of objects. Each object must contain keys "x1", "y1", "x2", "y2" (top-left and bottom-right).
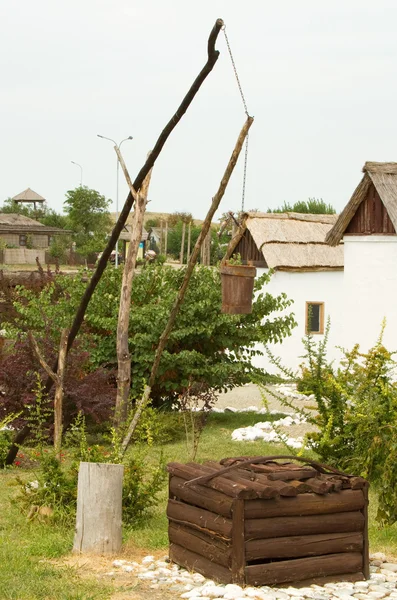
[
  {"x1": 97, "y1": 134, "x2": 133, "y2": 267},
  {"x1": 71, "y1": 161, "x2": 83, "y2": 186}
]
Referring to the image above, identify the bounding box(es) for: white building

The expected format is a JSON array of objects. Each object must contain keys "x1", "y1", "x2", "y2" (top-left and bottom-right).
[{"x1": 229, "y1": 161, "x2": 397, "y2": 374}]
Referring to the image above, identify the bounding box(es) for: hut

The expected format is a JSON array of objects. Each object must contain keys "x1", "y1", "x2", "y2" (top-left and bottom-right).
[
  {"x1": 12, "y1": 188, "x2": 46, "y2": 211},
  {"x1": 227, "y1": 212, "x2": 344, "y2": 373},
  {"x1": 325, "y1": 161, "x2": 397, "y2": 354}
]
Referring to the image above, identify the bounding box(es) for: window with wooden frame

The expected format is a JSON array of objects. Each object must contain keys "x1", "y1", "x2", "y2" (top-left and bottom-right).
[
  {"x1": 19, "y1": 234, "x2": 27, "y2": 247},
  {"x1": 305, "y1": 302, "x2": 324, "y2": 334}
]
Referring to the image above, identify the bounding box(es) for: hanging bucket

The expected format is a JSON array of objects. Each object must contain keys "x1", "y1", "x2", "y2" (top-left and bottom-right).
[{"x1": 220, "y1": 263, "x2": 257, "y2": 314}]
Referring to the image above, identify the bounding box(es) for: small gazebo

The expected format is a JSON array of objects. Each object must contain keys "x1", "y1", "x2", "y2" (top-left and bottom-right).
[{"x1": 12, "y1": 188, "x2": 46, "y2": 211}]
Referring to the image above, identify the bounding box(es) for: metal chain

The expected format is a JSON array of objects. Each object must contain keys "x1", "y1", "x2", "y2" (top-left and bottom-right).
[
  {"x1": 222, "y1": 25, "x2": 250, "y2": 212},
  {"x1": 222, "y1": 25, "x2": 250, "y2": 117}
]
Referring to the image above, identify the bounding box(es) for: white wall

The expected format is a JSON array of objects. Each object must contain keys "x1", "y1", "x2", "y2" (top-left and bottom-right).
[
  {"x1": 253, "y1": 268, "x2": 344, "y2": 375},
  {"x1": 3, "y1": 248, "x2": 45, "y2": 265},
  {"x1": 343, "y1": 236, "x2": 397, "y2": 353}
]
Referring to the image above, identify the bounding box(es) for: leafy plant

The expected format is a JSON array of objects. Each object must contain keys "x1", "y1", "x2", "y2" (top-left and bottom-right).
[
  {"x1": 274, "y1": 321, "x2": 397, "y2": 525},
  {"x1": 9, "y1": 263, "x2": 296, "y2": 408}
]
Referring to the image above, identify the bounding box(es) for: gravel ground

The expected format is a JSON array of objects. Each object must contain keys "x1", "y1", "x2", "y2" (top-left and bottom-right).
[{"x1": 215, "y1": 383, "x2": 318, "y2": 440}]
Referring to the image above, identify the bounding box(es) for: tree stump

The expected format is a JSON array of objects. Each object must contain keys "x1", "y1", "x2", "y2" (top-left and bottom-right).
[{"x1": 73, "y1": 462, "x2": 124, "y2": 554}]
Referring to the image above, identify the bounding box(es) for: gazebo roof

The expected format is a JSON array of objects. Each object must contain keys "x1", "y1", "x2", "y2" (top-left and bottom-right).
[{"x1": 12, "y1": 187, "x2": 46, "y2": 203}]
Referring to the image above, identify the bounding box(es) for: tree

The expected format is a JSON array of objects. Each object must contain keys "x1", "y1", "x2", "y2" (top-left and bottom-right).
[
  {"x1": 64, "y1": 187, "x2": 113, "y2": 256},
  {"x1": 9, "y1": 264, "x2": 296, "y2": 407},
  {"x1": 268, "y1": 198, "x2": 336, "y2": 214}
]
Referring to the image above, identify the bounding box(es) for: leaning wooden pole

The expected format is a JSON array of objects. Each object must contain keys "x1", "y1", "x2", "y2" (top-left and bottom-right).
[
  {"x1": 5, "y1": 18, "x2": 224, "y2": 465},
  {"x1": 115, "y1": 148, "x2": 152, "y2": 427},
  {"x1": 121, "y1": 116, "x2": 254, "y2": 455}
]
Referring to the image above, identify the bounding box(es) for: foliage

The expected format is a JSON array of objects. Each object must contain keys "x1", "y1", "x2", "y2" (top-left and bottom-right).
[
  {"x1": 0, "y1": 414, "x2": 19, "y2": 468},
  {"x1": 176, "y1": 381, "x2": 217, "y2": 460},
  {"x1": 0, "y1": 198, "x2": 69, "y2": 228},
  {"x1": 10, "y1": 264, "x2": 296, "y2": 407},
  {"x1": 166, "y1": 212, "x2": 228, "y2": 265},
  {"x1": 63, "y1": 186, "x2": 113, "y2": 257},
  {"x1": 0, "y1": 335, "x2": 116, "y2": 432},
  {"x1": 16, "y1": 411, "x2": 167, "y2": 527},
  {"x1": 268, "y1": 198, "x2": 336, "y2": 214},
  {"x1": 279, "y1": 321, "x2": 397, "y2": 525},
  {"x1": 122, "y1": 450, "x2": 167, "y2": 526}
]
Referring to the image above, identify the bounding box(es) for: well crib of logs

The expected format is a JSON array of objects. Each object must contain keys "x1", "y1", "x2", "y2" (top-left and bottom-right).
[{"x1": 167, "y1": 456, "x2": 369, "y2": 587}]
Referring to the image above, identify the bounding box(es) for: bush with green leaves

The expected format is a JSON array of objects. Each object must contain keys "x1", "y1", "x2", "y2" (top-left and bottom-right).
[
  {"x1": 11, "y1": 263, "x2": 296, "y2": 406},
  {"x1": 17, "y1": 412, "x2": 167, "y2": 526},
  {"x1": 273, "y1": 321, "x2": 397, "y2": 525}
]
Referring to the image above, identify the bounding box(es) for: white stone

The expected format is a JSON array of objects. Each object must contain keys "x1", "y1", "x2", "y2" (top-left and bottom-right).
[
  {"x1": 201, "y1": 585, "x2": 227, "y2": 598},
  {"x1": 142, "y1": 555, "x2": 155, "y2": 564},
  {"x1": 354, "y1": 583, "x2": 369, "y2": 590},
  {"x1": 224, "y1": 584, "x2": 243, "y2": 594},
  {"x1": 367, "y1": 593, "x2": 388, "y2": 599},
  {"x1": 121, "y1": 565, "x2": 134, "y2": 573},
  {"x1": 371, "y1": 553, "x2": 387, "y2": 563},
  {"x1": 112, "y1": 559, "x2": 126, "y2": 568},
  {"x1": 383, "y1": 565, "x2": 397, "y2": 573},
  {"x1": 371, "y1": 575, "x2": 387, "y2": 583}
]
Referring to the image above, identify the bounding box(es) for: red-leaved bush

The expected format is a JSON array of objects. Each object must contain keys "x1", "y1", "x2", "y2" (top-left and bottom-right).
[{"x1": 0, "y1": 335, "x2": 116, "y2": 433}]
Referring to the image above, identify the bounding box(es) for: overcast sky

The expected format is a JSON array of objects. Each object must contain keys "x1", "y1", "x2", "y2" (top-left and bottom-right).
[{"x1": 1, "y1": 0, "x2": 397, "y2": 220}]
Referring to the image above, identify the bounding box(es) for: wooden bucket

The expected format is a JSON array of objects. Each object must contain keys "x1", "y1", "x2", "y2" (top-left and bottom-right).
[{"x1": 220, "y1": 263, "x2": 256, "y2": 314}]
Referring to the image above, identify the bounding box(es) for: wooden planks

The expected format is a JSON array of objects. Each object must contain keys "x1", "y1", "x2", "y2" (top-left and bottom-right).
[
  {"x1": 246, "y1": 532, "x2": 363, "y2": 561},
  {"x1": 170, "y1": 543, "x2": 232, "y2": 584},
  {"x1": 244, "y1": 489, "x2": 365, "y2": 519},
  {"x1": 168, "y1": 523, "x2": 230, "y2": 567},
  {"x1": 245, "y1": 552, "x2": 363, "y2": 586},
  {"x1": 169, "y1": 475, "x2": 233, "y2": 517},
  {"x1": 245, "y1": 511, "x2": 365, "y2": 540},
  {"x1": 167, "y1": 498, "x2": 232, "y2": 539}
]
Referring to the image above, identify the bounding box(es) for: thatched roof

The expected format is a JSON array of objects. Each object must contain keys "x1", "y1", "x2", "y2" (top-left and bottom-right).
[
  {"x1": 243, "y1": 212, "x2": 343, "y2": 270},
  {"x1": 0, "y1": 213, "x2": 69, "y2": 234},
  {"x1": 326, "y1": 162, "x2": 397, "y2": 246},
  {"x1": 119, "y1": 224, "x2": 149, "y2": 242},
  {"x1": 12, "y1": 188, "x2": 45, "y2": 203}
]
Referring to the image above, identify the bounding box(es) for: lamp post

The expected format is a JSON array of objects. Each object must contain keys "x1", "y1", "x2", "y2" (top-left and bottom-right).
[
  {"x1": 97, "y1": 135, "x2": 133, "y2": 267},
  {"x1": 71, "y1": 161, "x2": 83, "y2": 186}
]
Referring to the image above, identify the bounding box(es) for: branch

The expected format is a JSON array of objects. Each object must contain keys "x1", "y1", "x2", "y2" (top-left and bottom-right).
[
  {"x1": 6, "y1": 17, "x2": 225, "y2": 465},
  {"x1": 28, "y1": 331, "x2": 59, "y2": 386},
  {"x1": 121, "y1": 116, "x2": 254, "y2": 454}
]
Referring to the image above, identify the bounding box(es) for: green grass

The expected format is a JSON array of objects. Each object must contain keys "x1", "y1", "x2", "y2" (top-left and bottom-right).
[
  {"x1": 0, "y1": 471, "x2": 112, "y2": 600},
  {"x1": 2, "y1": 410, "x2": 397, "y2": 598}
]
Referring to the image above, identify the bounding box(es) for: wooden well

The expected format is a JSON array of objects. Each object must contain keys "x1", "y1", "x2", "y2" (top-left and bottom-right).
[
  {"x1": 220, "y1": 264, "x2": 256, "y2": 314},
  {"x1": 167, "y1": 456, "x2": 369, "y2": 587}
]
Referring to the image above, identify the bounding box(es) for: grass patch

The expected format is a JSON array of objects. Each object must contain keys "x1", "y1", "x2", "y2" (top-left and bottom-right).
[
  {"x1": 2, "y1": 409, "x2": 397, "y2": 597},
  {"x1": 0, "y1": 471, "x2": 112, "y2": 600}
]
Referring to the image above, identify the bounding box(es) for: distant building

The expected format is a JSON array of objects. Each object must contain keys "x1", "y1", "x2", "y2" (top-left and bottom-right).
[
  {"x1": 0, "y1": 214, "x2": 70, "y2": 264},
  {"x1": 12, "y1": 187, "x2": 46, "y2": 210}
]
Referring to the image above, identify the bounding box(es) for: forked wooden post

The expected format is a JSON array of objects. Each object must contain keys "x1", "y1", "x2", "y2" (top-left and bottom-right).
[{"x1": 73, "y1": 462, "x2": 124, "y2": 554}]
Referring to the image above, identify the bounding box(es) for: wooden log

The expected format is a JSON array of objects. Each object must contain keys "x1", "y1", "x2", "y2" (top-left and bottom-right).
[
  {"x1": 245, "y1": 532, "x2": 363, "y2": 561},
  {"x1": 168, "y1": 523, "x2": 230, "y2": 568},
  {"x1": 201, "y1": 462, "x2": 278, "y2": 499},
  {"x1": 267, "y1": 469, "x2": 318, "y2": 481},
  {"x1": 362, "y1": 482, "x2": 370, "y2": 579},
  {"x1": 168, "y1": 462, "x2": 255, "y2": 499},
  {"x1": 304, "y1": 478, "x2": 333, "y2": 494},
  {"x1": 245, "y1": 552, "x2": 363, "y2": 586},
  {"x1": 245, "y1": 511, "x2": 365, "y2": 540},
  {"x1": 245, "y1": 489, "x2": 365, "y2": 519},
  {"x1": 73, "y1": 462, "x2": 124, "y2": 553},
  {"x1": 285, "y1": 572, "x2": 365, "y2": 588},
  {"x1": 169, "y1": 475, "x2": 233, "y2": 518},
  {"x1": 231, "y1": 498, "x2": 245, "y2": 584},
  {"x1": 204, "y1": 461, "x2": 297, "y2": 498},
  {"x1": 167, "y1": 498, "x2": 232, "y2": 539},
  {"x1": 170, "y1": 543, "x2": 232, "y2": 584}
]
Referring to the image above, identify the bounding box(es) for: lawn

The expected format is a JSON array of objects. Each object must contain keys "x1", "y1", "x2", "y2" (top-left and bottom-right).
[{"x1": 1, "y1": 411, "x2": 397, "y2": 599}]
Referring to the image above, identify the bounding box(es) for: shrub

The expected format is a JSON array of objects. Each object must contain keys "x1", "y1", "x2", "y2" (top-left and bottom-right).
[{"x1": 286, "y1": 322, "x2": 397, "y2": 525}]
